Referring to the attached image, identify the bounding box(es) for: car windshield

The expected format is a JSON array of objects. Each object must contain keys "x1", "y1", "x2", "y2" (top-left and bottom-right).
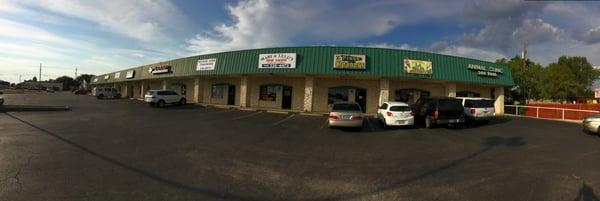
[
  {"x1": 389, "y1": 106, "x2": 411, "y2": 111},
  {"x1": 145, "y1": 91, "x2": 155, "y2": 95},
  {"x1": 332, "y1": 103, "x2": 361, "y2": 111},
  {"x1": 465, "y1": 99, "x2": 494, "y2": 108},
  {"x1": 438, "y1": 99, "x2": 463, "y2": 109}
]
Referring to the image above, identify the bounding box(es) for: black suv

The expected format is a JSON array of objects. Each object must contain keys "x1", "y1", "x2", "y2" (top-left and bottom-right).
[{"x1": 412, "y1": 97, "x2": 465, "y2": 128}]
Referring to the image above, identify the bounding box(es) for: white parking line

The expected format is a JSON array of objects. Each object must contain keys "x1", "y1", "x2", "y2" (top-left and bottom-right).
[
  {"x1": 366, "y1": 117, "x2": 375, "y2": 132},
  {"x1": 320, "y1": 118, "x2": 329, "y2": 129},
  {"x1": 231, "y1": 111, "x2": 263, "y2": 120},
  {"x1": 272, "y1": 114, "x2": 296, "y2": 126}
]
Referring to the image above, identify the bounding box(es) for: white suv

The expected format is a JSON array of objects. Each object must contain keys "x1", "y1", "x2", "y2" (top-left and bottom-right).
[
  {"x1": 456, "y1": 97, "x2": 495, "y2": 122},
  {"x1": 377, "y1": 101, "x2": 414, "y2": 128},
  {"x1": 92, "y1": 87, "x2": 121, "y2": 99},
  {"x1": 144, "y1": 90, "x2": 186, "y2": 107}
]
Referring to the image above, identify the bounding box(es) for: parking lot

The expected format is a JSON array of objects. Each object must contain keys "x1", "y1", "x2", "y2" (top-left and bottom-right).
[{"x1": 1, "y1": 92, "x2": 600, "y2": 201}]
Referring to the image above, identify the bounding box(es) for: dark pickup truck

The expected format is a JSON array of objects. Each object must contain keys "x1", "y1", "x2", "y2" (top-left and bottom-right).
[{"x1": 412, "y1": 97, "x2": 465, "y2": 128}]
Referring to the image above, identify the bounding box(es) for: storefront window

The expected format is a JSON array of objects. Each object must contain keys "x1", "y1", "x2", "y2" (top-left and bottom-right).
[
  {"x1": 260, "y1": 85, "x2": 277, "y2": 101},
  {"x1": 457, "y1": 91, "x2": 480, "y2": 97},
  {"x1": 211, "y1": 85, "x2": 224, "y2": 98},
  {"x1": 395, "y1": 89, "x2": 430, "y2": 105},
  {"x1": 328, "y1": 88, "x2": 349, "y2": 104}
]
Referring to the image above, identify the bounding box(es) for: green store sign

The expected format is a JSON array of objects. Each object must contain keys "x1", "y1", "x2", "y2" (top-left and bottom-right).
[{"x1": 467, "y1": 64, "x2": 503, "y2": 77}]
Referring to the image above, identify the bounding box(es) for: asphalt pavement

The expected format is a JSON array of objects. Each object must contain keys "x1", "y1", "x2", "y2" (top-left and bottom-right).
[{"x1": 0, "y1": 92, "x2": 599, "y2": 201}]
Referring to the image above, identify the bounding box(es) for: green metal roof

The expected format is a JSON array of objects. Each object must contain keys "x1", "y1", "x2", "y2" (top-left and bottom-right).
[{"x1": 91, "y1": 46, "x2": 514, "y2": 86}]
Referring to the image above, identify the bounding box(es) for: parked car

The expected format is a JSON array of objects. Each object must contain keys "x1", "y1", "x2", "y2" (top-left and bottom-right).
[
  {"x1": 328, "y1": 102, "x2": 364, "y2": 129},
  {"x1": 412, "y1": 97, "x2": 465, "y2": 128},
  {"x1": 456, "y1": 97, "x2": 495, "y2": 123},
  {"x1": 0, "y1": 91, "x2": 4, "y2": 106},
  {"x1": 582, "y1": 114, "x2": 600, "y2": 134},
  {"x1": 92, "y1": 87, "x2": 121, "y2": 99},
  {"x1": 73, "y1": 89, "x2": 91, "y2": 95},
  {"x1": 144, "y1": 90, "x2": 186, "y2": 107},
  {"x1": 377, "y1": 101, "x2": 414, "y2": 128}
]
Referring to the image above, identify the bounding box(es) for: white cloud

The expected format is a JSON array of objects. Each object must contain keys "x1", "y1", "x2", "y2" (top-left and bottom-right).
[
  {"x1": 512, "y1": 18, "x2": 559, "y2": 44},
  {"x1": 359, "y1": 43, "x2": 417, "y2": 51},
  {"x1": 187, "y1": 0, "x2": 462, "y2": 54},
  {"x1": 0, "y1": 18, "x2": 70, "y2": 44},
  {"x1": 21, "y1": 0, "x2": 184, "y2": 42}
]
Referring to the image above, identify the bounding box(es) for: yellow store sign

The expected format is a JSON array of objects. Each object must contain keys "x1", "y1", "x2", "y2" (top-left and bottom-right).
[
  {"x1": 403, "y1": 59, "x2": 432, "y2": 75},
  {"x1": 334, "y1": 54, "x2": 366, "y2": 69}
]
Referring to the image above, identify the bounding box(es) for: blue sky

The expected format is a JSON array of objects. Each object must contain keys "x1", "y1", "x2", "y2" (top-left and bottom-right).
[{"x1": 2, "y1": 0, "x2": 600, "y2": 84}]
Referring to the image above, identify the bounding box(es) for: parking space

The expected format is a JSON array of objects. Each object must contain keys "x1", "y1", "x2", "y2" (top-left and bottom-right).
[{"x1": 1, "y1": 92, "x2": 600, "y2": 201}]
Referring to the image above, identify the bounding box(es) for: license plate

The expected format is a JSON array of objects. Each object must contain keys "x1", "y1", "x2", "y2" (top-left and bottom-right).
[
  {"x1": 449, "y1": 119, "x2": 460, "y2": 123},
  {"x1": 396, "y1": 120, "x2": 405, "y2": 124},
  {"x1": 341, "y1": 115, "x2": 351, "y2": 120}
]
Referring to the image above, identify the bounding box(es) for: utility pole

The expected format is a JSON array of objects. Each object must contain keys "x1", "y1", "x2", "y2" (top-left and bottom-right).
[
  {"x1": 75, "y1": 67, "x2": 78, "y2": 78},
  {"x1": 39, "y1": 63, "x2": 42, "y2": 89}
]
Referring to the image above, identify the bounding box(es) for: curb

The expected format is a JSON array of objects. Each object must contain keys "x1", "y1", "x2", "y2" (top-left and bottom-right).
[{"x1": 0, "y1": 105, "x2": 71, "y2": 112}]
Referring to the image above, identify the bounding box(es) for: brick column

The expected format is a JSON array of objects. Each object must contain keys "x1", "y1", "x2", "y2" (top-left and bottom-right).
[
  {"x1": 303, "y1": 76, "x2": 314, "y2": 112},
  {"x1": 193, "y1": 78, "x2": 200, "y2": 103},
  {"x1": 239, "y1": 76, "x2": 248, "y2": 107},
  {"x1": 494, "y1": 87, "x2": 505, "y2": 115},
  {"x1": 162, "y1": 80, "x2": 167, "y2": 90},
  {"x1": 379, "y1": 78, "x2": 389, "y2": 106},
  {"x1": 445, "y1": 83, "x2": 456, "y2": 97},
  {"x1": 123, "y1": 82, "x2": 128, "y2": 98},
  {"x1": 140, "y1": 81, "x2": 145, "y2": 98}
]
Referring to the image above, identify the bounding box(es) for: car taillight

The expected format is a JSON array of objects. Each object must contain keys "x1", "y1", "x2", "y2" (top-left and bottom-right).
[
  {"x1": 386, "y1": 111, "x2": 393, "y2": 116},
  {"x1": 470, "y1": 108, "x2": 476, "y2": 114},
  {"x1": 351, "y1": 116, "x2": 363, "y2": 120},
  {"x1": 434, "y1": 111, "x2": 439, "y2": 120},
  {"x1": 328, "y1": 115, "x2": 339, "y2": 120}
]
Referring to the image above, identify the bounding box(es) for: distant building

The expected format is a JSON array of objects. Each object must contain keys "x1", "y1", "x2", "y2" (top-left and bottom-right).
[
  {"x1": 0, "y1": 80, "x2": 9, "y2": 89},
  {"x1": 17, "y1": 81, "x2": 62, "y2": 91}
]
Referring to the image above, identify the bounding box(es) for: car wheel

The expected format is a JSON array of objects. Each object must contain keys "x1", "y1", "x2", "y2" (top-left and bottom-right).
[
  {"x1": 115, "y1": 94, "x2": 121, "y2": 99},
  {"x1": 382, "y1": 118, "x2": 389, "y2": 129},
  {"x1": 157, "y1": 100, "x2": 165, "y2": 107},
  {"x1": 425, "y1": 116, "x2": 434, "y2": 129},
  {"x1": 97, "y1": 94, "x2": 104, "y2": 99},
  {"x1": 179, "y1": 98, "x2": 186, "y2": 105}
]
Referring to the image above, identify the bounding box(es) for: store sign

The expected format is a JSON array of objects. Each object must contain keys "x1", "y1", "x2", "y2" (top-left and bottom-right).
[
  {"x1": 468, "y1": 64, "x2": 503, "y2": 77},
  {"x1": 126, "y1": 70, "x2": 135, "y2": 79},
  {"x1": 197, "y1": 58, "x2": 216, "y2": 71},
  {"x1": 104, "y1": 75, "x2": 109, "y2": 80},
  {"x1": 114, "y1": 72, "x2": 121, "y2": 79},
  {"x1": 93, "y1": 78, "x2": 98, "y2": 82},
  {"x1": 148, "y1": 64, "x2": 172, "y2": 74},
  {"x1": 258, "y1": 53, "x2": 296, "y2": 68},
  {"x1": 403, "y1": 59, "x2": 432, "y2": 75},
  {"x1": 333, "y1": 54, "x2": 366, "y2": 69}
]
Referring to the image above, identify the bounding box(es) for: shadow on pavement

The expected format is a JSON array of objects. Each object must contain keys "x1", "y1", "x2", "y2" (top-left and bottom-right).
[
  {"x1": 574, "y1": 183, "x2": 600, "y2": 201},
  {"x1": 5, "y1": 113, "x2": 263, "y2": 201},
  {"x1": 303, "y1": 135, "x2": 526, "y2": 201}
]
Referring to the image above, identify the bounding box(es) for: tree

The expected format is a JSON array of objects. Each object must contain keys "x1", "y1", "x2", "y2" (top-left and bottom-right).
[
  {"x1": 32, "y1": 76, "x2": 37, "y2": 82},
  {"x1": 75, "y1": 74, "x2": 94, "y2": 86},
  {"x1": 555, "y1": 56, "x2": 599, "y2": 97},
  {"x1": 541, "y1": 63, "x2": 580, "y2": 101},
  {"x1": 496, "y1": 56, "x2": 543, "y2": 103},
  {"x1": 53, "y1": 76, "x2": 78, "y2": 91}
]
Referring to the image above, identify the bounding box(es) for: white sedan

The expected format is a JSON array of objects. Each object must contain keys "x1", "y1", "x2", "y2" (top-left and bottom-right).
[{"x1": 377, "y1": 101, "x2": 414, "y2": 128}]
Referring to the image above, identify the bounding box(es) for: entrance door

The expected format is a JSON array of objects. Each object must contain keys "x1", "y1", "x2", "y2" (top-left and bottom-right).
[
  {"x1": 128, "y1": 85, "x2": 134, "y2": 98},
  {"x1": 355, "y1": 88, "x2": 367, "y2": 113},
  {"x1": 227, "y1": 85, "x2": 235, "y2": 105},
  {"x1": 282, "y1": 87, "x2": 292, "y2": 109}
]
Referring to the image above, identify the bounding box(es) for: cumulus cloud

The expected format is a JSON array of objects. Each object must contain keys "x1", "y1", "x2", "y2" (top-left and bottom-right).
[
  {"x1": 187, "y1": 0, "x2": 462, "y2": 54},
  {"x1": 461, "y1": 0, "x2": 558, "y2": 50},
  {"x1": 21, "y1": 0, "x2": 185, "y2": 42}
]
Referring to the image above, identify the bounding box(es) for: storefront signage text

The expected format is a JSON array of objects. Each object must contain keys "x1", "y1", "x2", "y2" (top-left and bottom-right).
[
  {"x1": 333, "y1": 54, "x2": 366, "y2": 69},
  {"x1": 126, "y1": 70, "x2": 135, "y2": 79},
  {"x1": 403, "y1": 59, "x2": 432, "y2": 75},
  {"x1": 197, "y1": 58, "x2": 217, "y2": 71},
  {"x1": 148, "y1": 64, "x2": 172, "y2": 74},
  {"x1": 259, "y1": 53, "x2": 296, "y2": 68},
  {"x1": 467, "y1": 64, "x2": 503, "y2": 77},
  {"x1": 93, "y1": 78, "x2": 98, "y2": 82},
  {"x1": 114, "y1": 72, "x2": 121, "y2": 79},
  {"x1": 104, "y1": 75, "x2": 109, "y2": 80}
]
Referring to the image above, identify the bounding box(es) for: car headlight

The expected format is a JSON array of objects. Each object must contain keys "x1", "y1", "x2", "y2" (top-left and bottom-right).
[{"x1": 584, "y1": 117, "x2": 600, "y2": 122}]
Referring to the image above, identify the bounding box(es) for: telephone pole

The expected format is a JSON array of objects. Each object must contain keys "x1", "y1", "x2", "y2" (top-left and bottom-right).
[
  {"x1": 75, "y1": 67, "x2": 78, "y2": 78},
  {"x1": 39, "y1": 63, "x2": 42, "y2": 82}
]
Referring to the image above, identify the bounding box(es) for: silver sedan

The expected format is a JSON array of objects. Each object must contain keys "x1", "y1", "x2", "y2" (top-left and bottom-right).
[
  {"x1": 582, "y1": 114, "x2": 600, "y2": 134},
  {"x1": 328, "y1": 102, "x2": 364, "y2": 128}
]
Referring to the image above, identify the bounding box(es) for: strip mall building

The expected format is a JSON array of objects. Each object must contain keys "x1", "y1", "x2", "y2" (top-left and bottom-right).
[{"x1": 90, "y1": 47, "x2": 514, "y2": 114}]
